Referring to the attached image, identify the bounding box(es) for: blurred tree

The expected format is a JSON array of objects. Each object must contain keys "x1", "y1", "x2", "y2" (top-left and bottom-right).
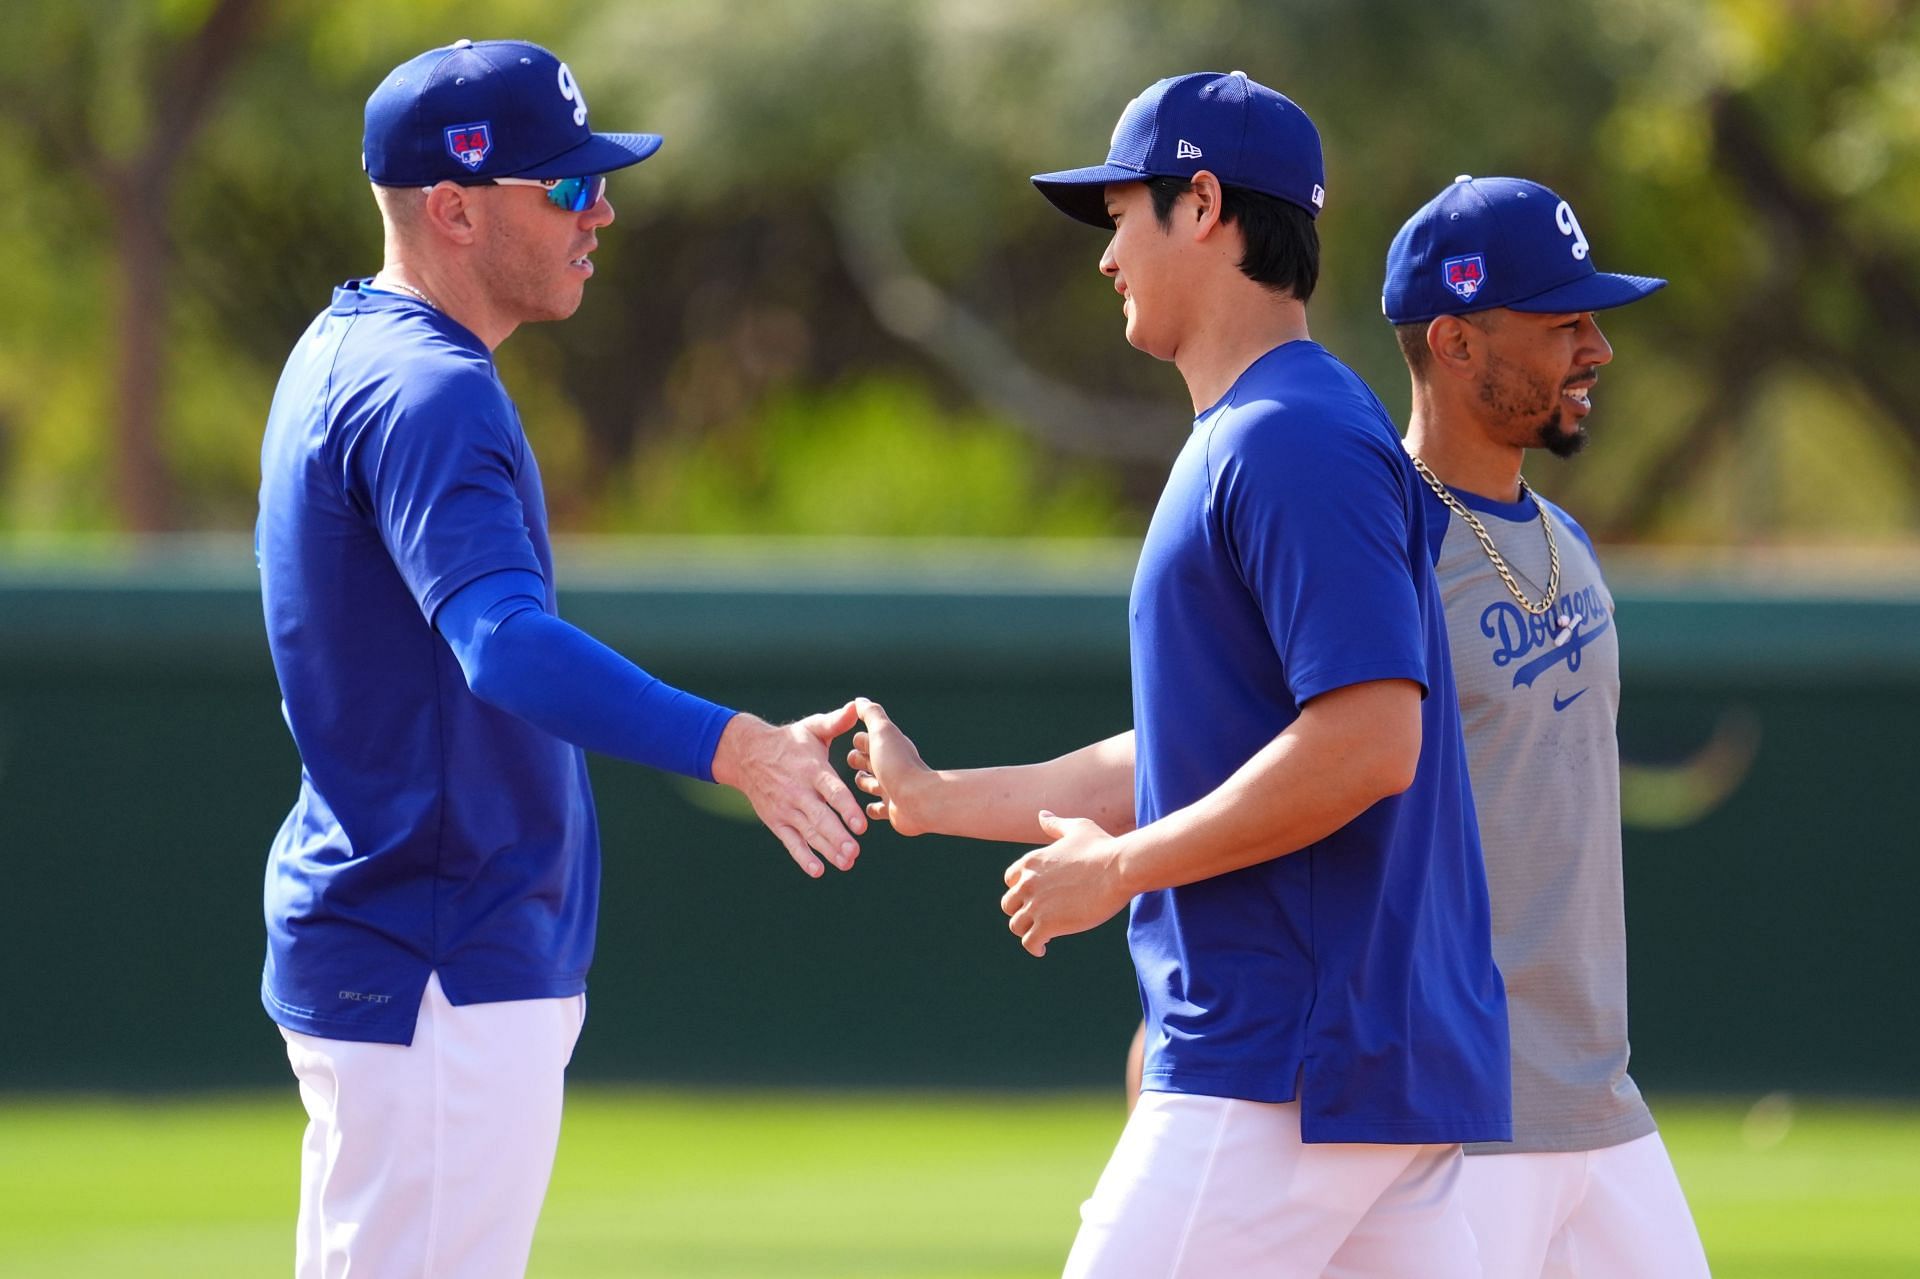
[
  {"x1": 0, "y1": 0, "x2": 271, "y2": 532},
  {"x1": 1570, "y1": 0, "x2": 1920, "y2": 540},
  {"x1": 0, "y1": 0, "x2": 1915, "y2": 545}
]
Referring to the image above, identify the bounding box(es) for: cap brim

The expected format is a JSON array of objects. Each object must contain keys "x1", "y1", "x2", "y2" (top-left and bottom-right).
[
  {"x1": 1508, "y1": 271, "x2": 1667, "y2": 314},
  {"x1": 513, "y1": 131, "x2": 664, "y2": 180},
  {"x1": 1031, "y1": 163, "x2": 1150, "y2": 227}
]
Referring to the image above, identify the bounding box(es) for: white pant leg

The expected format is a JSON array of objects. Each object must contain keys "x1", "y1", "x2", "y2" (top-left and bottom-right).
[
  {"x1": 1559, "y1": 1133, "x2": 1710, "y2": 1278},
  {"x1": 1459, "y1": 1150, "x2": 1584, "y2": 1279},
  {"x1": 1324, "y1": 1143, "x2": 1481, "y2": 1279},
  {"x1": 281, "y1": 972, "x2": 586, "y2": 1279},
  {"x1": 1460, "y1": 1136, "x2": 1709, "y2": 1279},
  {"x1": 1062, "y1": 1091, "x2": 1478, "y2": 1279}
]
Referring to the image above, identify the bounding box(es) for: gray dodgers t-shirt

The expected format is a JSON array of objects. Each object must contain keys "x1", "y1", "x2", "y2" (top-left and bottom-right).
[{"x1": 1422, "y1": 483, "x2": 1657, "y2": 1155}]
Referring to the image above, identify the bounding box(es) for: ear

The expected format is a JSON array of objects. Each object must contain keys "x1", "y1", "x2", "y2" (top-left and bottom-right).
[
  {"x1": 1426, "y1": 315, "x2": 1480, "y2": 384},
  {"x1": 421, "y1": 182, "x2": 481, "y2": 246},
  {"x1": 1186, "y1": 169, "x2": 1226, "y2": 241}
]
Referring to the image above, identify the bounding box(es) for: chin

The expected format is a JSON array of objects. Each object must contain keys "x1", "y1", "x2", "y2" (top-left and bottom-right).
[
  {"x1": 527, "y1": 290, "x2": 585, "y2": 324},
  {"x1": 1539, "y1": 417, "x2": 1590, "y2": 460},
  {"x1": 1123, "y1": 318, "x2": 1177, "y2": 363}
]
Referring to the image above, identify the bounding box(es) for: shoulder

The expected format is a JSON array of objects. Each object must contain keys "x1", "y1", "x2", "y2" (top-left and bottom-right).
[
  {"x1": 1536, "y1": 495, "x2": 1598, "y2": 562},
  {"x1": 374, "y1": 326, "x2": 497, "y2": 403},
  {"x1": 1215, "y1": 343, "x2": 1397, "y2": 443},
  {"x1": 330, "y1": 331, "x2": 519, "y2": 493},
  {"x1": 335, "y1": 321, "x2": 510, "y2": 435},
  {"x1": 1205, "y1": 349, "x2": 1404, "y2": 491}
]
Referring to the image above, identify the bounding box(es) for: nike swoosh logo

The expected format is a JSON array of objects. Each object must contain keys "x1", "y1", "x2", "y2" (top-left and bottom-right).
[{"x1": 1553, "y1": 689, "x2": 1588, "y2": 712}]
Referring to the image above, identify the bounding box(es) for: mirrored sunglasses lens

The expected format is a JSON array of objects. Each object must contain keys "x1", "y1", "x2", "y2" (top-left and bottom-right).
[{"x1": 547, "y1": 175, "x2": 605, "y2": 212}]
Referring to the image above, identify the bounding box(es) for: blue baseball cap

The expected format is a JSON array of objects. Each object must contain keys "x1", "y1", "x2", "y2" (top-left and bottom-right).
[
  {"x1": 1382, "y1": 176, "x2": 1665, "y2": 324},
  {"x1": 1031, "y1": 71, "x2": 1326, "y2": 227},
  {"x1": 363, "y1": 39, "x2": 661, "y2": 186}
]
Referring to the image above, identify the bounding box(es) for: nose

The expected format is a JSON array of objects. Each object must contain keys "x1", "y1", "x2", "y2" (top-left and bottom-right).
[
  {"x1": 583, "y1": 195, "x2": 615, "y2": 230},
  {"x1": 1579, "y1": 313, "x2": 1613, "y2": 368},
  {"x1": 1099, "y1": 236, "x2": 1119, "y2": 279}
]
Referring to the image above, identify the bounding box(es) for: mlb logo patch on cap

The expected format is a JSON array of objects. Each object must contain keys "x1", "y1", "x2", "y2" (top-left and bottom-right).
[
  {"x1": 445, "y1": 122, "x2": 492, "y2": 171},
  {"x1": 1443, "y1": 254, "x2": 1486, "y2": 301}
]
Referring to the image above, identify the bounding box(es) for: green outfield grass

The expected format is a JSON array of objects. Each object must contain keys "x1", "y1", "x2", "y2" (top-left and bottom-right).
[{"x1": 0, "y1": 1090, "x2": 1914, "y2": 1277}]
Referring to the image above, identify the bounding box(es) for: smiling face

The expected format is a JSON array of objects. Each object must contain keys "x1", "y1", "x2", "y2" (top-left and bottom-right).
[
  {"x1": 1468, "y1": 308, "x2": 1614, "y2": 458},
  {"x1": 1099, "y1": 180, "x2": 1202, "y2": 360},
  {"x1": 471, "y1": 182, "x2": 615, "y2": 325}
]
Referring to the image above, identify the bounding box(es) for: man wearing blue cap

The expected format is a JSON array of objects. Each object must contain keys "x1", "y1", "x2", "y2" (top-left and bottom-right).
[
  {"x1": 256, "y1": 40, "x2": 869, "y2": 1276},
  {"x1": 848, "y1": 73, "x2": 1507, "y2": 1276},
  {"x1": 1383, "y1": 176, "x2": 1710, "y2": 1278}
]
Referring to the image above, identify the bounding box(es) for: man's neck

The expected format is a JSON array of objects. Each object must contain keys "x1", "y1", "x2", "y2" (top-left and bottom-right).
[
  {"x1": 1404, "y1": 382, "x2": 1526, "y2": 502},
  {"x1": 373, "y1": 254, "x2": 517, "y2": 351},
  {"x1": 1173, "y1": 289, "x2": 1311, "y2": 415}
]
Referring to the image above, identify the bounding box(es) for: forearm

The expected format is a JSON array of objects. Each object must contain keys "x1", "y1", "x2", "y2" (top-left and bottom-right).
[
  {"x1": 1113, "y1": 682, "x2": 1420, "y2": 894},
  {"x1": 917, "y1": 731, "x2": 1136, "y2": 843},
  {"x1": 439, "y1": 572, "x2": 736, "y2": 780}
]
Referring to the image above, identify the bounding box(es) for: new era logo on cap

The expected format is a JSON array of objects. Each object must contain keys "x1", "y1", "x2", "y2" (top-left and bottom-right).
[
  {"x1": 1382, "y1": 176, "x2": 1667, "y2": 324},
  {"x1": 1031, "y1": 70, "x2": 1326, "y2": 228}
]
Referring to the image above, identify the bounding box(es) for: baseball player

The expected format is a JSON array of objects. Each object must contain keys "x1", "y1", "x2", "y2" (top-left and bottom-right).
[
  {"x1": 1381, "y1": 175, "x2": 1711, "y2": 1277},
  {"x1": 848, "y1": 73, "x2": 1509, "y2": 1277},
  {"x1": 255, "y1": 40, "x2": 867, "y2": 1277}
]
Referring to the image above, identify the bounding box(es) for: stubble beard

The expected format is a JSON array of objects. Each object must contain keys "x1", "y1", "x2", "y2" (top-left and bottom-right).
[
  {"x1": 1479, "y1": 353, "x2": 1589, "y2": 460},
  {"x1": 480, "y1": 220, "x2": 585, "y2": 326}
]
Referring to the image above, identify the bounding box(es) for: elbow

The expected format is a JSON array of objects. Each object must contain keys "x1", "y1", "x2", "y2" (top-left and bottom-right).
[
  {"x1": 1366, "y1": 720, "x2": 1422, "y2": 802},
  {"x1": 1375, "y1": 744, "x2": 1419, "y2": 800},
  {"x1": 455, "y1": 627, "x2": 522, "y2": 712},
  {"x1": 444, "y1": 602, "x2": 540, "y2": 711},
  {"x1": 463, "y1": 651, "x2": 509, "y2": 708}
]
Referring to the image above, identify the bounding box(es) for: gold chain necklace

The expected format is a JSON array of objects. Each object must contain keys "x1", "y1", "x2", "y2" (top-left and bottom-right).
[
  {"x1": 377, "y1": 275, "x2": 440, "y2": 311},
  {"x1": 1408, "y1": 451, "x2": 1576, "y2": 646}
]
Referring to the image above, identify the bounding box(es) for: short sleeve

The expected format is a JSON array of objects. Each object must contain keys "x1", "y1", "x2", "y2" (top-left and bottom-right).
[
  {"x1": 1210, "y1": 408, "x2": 1428, "y2": 705},
  {"x1": 339, "y1": 365, "x2": 544, "y2": 622}
]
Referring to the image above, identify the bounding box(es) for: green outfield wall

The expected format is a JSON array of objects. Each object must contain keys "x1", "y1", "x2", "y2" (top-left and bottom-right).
[{"x1": 1, "y1": 542, "x2": 1915, "y2": 1097}]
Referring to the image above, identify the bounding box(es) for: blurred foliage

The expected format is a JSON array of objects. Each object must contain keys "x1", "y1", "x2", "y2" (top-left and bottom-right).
[
  {"x1": 606, "y1": 378, "x2": 1132, "y2": 536},
  {"x1": 0, "y1": 0, "x2": 1916, "y2": 542}
]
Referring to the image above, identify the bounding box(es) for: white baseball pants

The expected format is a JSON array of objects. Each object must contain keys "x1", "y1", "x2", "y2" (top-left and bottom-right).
[
  {"x1": 1459, "y1": 1132, "x2": 1710, "y2": 1278},
  {"x1": 1063, "y1": 1091, "x2": 1482, "y2": 1279},
  {"x1": 280, "y1": 972, "x2": 586, "y2": 1279}
]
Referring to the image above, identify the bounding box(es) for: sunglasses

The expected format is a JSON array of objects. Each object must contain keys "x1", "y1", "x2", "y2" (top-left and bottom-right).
[
  {"x1": 438, "y1": 174, "x2": 607, "y2": 212},
  {"x1": 491, "y1": 174, "x2": 607, "y2": 212}
]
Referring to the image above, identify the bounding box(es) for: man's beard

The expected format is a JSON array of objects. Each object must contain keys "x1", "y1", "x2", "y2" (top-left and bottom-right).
[
  {"x1": 1537, "y1": 412, "x2": 1589, "y2": 459},
  {"x1": 1480, "y1": 357, "x2": 1594, "y2": 460}
]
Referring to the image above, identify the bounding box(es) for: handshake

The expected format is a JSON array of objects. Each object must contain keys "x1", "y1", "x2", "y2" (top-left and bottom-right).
[{"x1": 712, "y1": 697, "x2": 1138, "y2": 957}]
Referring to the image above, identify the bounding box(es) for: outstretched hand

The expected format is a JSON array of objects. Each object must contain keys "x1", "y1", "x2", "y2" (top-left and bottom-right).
[
  {"x1": 711, "y1": 703, "x2": 867, "y2": 878},
  {"x1": 1000, "y1": 810, "x2": 1131, "y2": 957},
  {"x1": 846, "y1": 697, "x2": 937, "y2": 837}
]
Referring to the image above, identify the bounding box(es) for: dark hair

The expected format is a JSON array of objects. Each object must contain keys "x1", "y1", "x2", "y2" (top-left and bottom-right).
[
  {"x1": 1144, "y1": 175, "x2": 1319, "y2": 302},
  {"x1": 1394, "y1": 312, "x2": 1492, "y2": 376}
]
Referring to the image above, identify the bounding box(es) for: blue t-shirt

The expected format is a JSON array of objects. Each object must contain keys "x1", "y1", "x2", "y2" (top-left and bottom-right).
[
  {"x1": 256, "y1": 281, "x2": 601, "y2": 1044},
  {"x1": 1128, "y1": 340, "x2": 1511, "y2": 1145}
]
